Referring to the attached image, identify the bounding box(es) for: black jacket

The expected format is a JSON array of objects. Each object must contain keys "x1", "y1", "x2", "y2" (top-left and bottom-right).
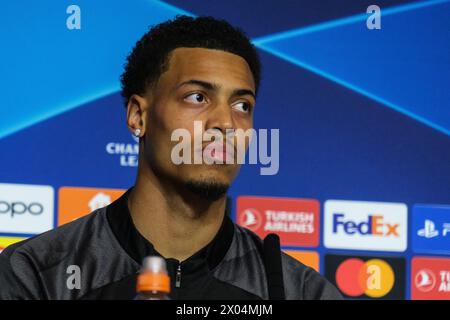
[{"x1": 0, "y1": 188, "x2": 342, "y2": 300}]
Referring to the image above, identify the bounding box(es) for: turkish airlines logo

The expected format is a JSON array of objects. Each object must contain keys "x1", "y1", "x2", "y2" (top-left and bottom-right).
[
  {"x1": 415, "y1": 269, "x2": 436, "y2": 292},
  {"x1": 237, "y1": 196, "x2": 319, "y2": 247},
  {"x1": 238, "y1": 208, "x2": 262, "y2": 231},
  {"x1": 0, "y1": 183, "x2": 54, "y2": 235},
  {"x1": 411, "y1": 257, "x2": 450, "y2": 300}
]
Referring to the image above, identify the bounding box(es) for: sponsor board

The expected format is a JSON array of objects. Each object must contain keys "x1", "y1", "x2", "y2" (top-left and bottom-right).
[
  {"x1": 412, "y1": 204, "x2": 450, "y2": 255},
  {"x1": 237, "y1": 196, "x2": 319, "y2": 247},
  {"x1": 411, "y1": 257, "x2": 450, "y2": 300},
  {"x1": 0, "y1": 183, "x2": 54, "y2": 235},
  {"x1": 58, "y1": 187, "x2": 125, "y2": 226},
  {"x1": 325, "y1": 254, "x2": 405, "y2": 299},
  {"x1": 324, "y1": 200, "x2": 407, "y2": 252},
  {"x1": 283, "y1": 250, "x2": 319, "y2": 272}
]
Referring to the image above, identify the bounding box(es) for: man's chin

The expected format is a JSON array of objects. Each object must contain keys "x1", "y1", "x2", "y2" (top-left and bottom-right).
[{"x1": 184, "y1": 179, "x2": 230, "y2": 202}]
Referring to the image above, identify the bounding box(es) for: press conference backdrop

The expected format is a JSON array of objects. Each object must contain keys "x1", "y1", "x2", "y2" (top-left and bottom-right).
[{"x1": 1, "y1": 0, "x2": 449, "y2": 300}]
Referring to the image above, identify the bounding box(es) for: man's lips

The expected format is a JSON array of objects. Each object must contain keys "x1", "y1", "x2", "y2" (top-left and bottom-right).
[{"x1": 201, "y1": 141, "x2": 235, "y2": 163}]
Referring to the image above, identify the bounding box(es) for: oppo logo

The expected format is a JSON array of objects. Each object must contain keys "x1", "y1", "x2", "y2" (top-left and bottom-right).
[
  {"x1": 0, "y1": 183, "x2": 54, "y2": 234},
  {"x1": 0, "y1": 201, "x2": 44, "y2": 217}
]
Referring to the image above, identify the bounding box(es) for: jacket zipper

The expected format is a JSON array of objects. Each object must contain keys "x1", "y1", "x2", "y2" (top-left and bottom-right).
[{"x1": 175, "y1": 264, "x2": 182, "y2": 288}]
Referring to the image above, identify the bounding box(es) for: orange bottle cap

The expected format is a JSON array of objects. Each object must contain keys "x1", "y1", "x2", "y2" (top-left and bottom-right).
[{"x1": 137, "y1": 272, "x2": 170, "y2": 293}]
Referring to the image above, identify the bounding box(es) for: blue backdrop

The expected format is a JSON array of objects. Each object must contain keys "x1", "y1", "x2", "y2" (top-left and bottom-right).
[{"x1": 1, "y1": 0, "x2": 449, "y2": 300}]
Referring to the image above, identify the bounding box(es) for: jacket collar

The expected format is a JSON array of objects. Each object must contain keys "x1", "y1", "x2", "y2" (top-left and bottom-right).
[{"x1": 106, "y1": 187, "x2": 235, "y2": 273}]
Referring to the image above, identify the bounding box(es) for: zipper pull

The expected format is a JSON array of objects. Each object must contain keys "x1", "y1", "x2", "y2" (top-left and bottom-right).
[{"x1": 175, "y1": 264, "x2": 182, "y2": 288}]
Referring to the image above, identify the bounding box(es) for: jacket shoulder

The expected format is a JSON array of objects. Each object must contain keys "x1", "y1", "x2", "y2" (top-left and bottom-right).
[
  {"x1": 2, "y1": 208, "x2": 105, "y2": 263},
  {"x1": 0, "y1": 208, "x2": 121, "y2": 299},
  {"x1": 281, "y1": 253, "x2": 342, "y2": 300},
  {"x1": 230, "y1": 225, "x2": 342, "y2": 300}
]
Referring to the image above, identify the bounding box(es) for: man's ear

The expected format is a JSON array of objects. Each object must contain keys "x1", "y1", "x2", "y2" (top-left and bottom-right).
[{"x1": 126, "y1": 94, "x2": 149, "y2": 136}]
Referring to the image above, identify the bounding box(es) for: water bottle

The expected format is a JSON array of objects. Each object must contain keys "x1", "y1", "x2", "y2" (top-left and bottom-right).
[{"x1": 135, "y1": 256, "x2": 171, "y2": 300}]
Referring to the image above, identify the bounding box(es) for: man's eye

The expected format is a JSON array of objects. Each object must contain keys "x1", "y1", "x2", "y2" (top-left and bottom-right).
[
  {"x1": 184, "y1": 93, "x2": 206, "y2": 104},
  {"x1": 233, "y1": 101, "x2": 251, "y2": 113}
]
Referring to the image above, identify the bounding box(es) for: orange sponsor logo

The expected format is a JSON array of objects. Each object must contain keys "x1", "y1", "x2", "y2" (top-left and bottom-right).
[
  {"x1": 58, "y1": 187, "x2": 126, "y2": 226},
  {"x1": 284, "y1": 250, "x2": 319, "y2": 272}
]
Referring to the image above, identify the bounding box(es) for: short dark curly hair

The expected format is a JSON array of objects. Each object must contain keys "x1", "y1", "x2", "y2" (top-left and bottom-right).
[{"x1": 120, "y1": 15, "x2": 261, "y2": 107}]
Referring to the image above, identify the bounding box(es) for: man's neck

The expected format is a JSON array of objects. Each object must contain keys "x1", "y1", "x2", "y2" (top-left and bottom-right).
[{"x1": 127, "y1": 165, "x2": 227, "y2": 262}]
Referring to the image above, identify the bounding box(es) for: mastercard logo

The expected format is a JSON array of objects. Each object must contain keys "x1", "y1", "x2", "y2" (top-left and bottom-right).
[{"x1": 335, "y1": 258, "x2": 395, "y2": 298}]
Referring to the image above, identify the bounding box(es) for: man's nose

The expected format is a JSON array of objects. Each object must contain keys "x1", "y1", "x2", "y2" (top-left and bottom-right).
[{"x1": 205, "y1": 100, "x2": 235, "y2": 134}]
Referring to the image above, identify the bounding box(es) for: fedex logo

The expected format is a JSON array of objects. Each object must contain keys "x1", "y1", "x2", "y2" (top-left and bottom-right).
[
  {"x1": 324, "y1": 200, "x2": 407, "y2": 252},
  {"x1": 333, "y1": 214, "x2": 399, "y2": 237}
]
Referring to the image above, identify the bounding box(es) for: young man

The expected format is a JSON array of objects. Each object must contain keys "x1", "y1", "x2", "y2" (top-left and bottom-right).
[{"x1": 0, "y1": 16, "x2": 341, "y2": 300}]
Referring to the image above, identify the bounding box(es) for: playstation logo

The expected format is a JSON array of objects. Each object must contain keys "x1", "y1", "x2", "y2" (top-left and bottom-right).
[
  {"x1": 417, "y1": 219, "x2": 439, "y2": 238},
  {"x1": 443, "y1": 223, "x2": 450, "y2": 237}
]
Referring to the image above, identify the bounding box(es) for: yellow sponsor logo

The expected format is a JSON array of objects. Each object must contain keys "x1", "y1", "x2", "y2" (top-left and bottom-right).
[{"x1": 0, "y1": 236, "x2": 26, "y2": 252}]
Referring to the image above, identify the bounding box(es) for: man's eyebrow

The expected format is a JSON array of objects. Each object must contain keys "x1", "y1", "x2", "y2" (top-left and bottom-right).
[
  {"x1": 177, "y1": 79, "x2": 255, "y2": 99},
  {"x1": 176, "y1": 79, "x2": 218, "y2": 91},
  {"x1": 231, "y1": 89, "x2": 255, "y2": 100}
]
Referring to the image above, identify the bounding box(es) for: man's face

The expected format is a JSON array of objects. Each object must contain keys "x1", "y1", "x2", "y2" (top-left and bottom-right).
[{"x1": 142, "y1": 47, "x2": 256, "y2": 196}]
